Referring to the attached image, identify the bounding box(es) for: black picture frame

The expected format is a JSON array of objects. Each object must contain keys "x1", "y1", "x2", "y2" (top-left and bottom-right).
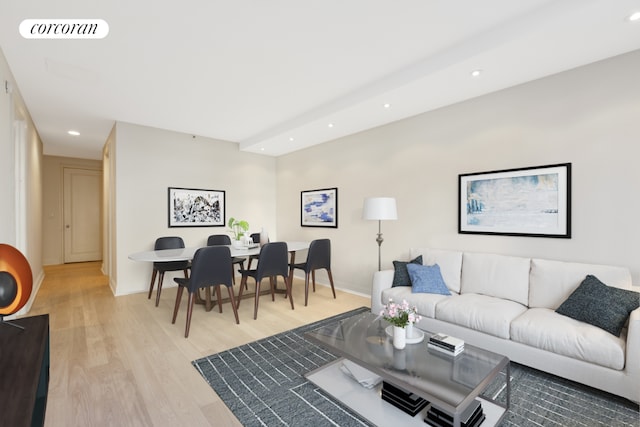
[
  {"x1": 458, "y1": 163, "x2": 571, "y2": 238},
  {"x1": 301, "y1": 187, "x2": 338, "y2": 228},
  {"x1": 168, "y1": 187, "x2": 225, "y2": 227}
]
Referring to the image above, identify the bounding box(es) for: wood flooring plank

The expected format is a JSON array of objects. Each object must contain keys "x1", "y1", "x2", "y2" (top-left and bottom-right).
[{"x1": 20, "y1": 261, "x2": 370, "y2": 426}]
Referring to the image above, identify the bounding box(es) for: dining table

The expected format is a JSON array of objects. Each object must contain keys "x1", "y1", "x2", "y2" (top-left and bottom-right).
[{"x1": 128, "y1": 241, "x2": 310, "y2": 311}]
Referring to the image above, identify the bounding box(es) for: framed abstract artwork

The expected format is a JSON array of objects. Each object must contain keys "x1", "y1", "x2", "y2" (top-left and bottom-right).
[
  {"x1": 459, "y1": 163, "x2": 571, "y2": 238},
  {"x1": 301, "y1": 187, "x2": 338, "y2": 228},
  {"x1": 168, "y1": 187, "x2": 225, "y2": 227}
]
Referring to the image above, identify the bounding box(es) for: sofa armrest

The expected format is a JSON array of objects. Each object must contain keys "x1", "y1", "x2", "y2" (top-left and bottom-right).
[
  {"x1": 626, "y1": 307, "x2": 640, "y2": 374},
  {"x1": 371, "y1": 270, "x2": 394, "y2": 315}
]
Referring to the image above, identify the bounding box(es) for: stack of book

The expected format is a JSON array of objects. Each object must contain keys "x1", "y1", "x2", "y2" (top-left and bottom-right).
[
  {"x1": 427, "y1": 333, "x2": 464, "y2": 356},
  {"x1": 425, "y1": 400, "x2": 485, "y2": 427},
  {"x1": 381, "y1": 381, "x2": 429, "y2": 417}
]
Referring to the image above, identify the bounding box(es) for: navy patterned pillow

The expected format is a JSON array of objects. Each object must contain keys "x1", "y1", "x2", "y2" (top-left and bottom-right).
[
  {"x1": 391, "y1": 255, "x2": 423, "y2": 287},
  {"x1": 556, "y1": 275, "x2": 640, "y2": 337}
]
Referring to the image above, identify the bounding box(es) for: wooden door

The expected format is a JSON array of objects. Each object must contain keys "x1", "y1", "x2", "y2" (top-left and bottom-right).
[{"x1": 63, "y1": 168, "x2": 102, "y2": 263}]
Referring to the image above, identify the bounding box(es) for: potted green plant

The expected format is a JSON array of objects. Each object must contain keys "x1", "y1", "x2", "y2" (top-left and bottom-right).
[{"x1": 228, "y1": 217, "x2": 249, "y2": 244}]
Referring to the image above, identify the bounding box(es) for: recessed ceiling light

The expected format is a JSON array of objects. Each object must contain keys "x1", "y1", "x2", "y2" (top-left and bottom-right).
[
  {"x1": 289, "y1": 137, "x2": 294, "y2": 141},
  {"x1": 68, "y1": 130, "x2": 80, "y2": 136},
  {"x1": 328, "y1": 123, "x2": 334, "y2": 128},
  {"x1": 383, "y1": 103, "x2": 391, "y2": 109},
  {"x1": 471, "y1": 69, "x2": 482, "y2": 77},
  {"x1": 629, "y1": 11, "x2": 640, "y2": 21}
]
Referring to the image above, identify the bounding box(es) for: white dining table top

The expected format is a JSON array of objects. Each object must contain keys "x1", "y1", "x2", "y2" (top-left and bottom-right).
[{"x1": 128, "y1": 241, "x2": 310, "y2": 262}]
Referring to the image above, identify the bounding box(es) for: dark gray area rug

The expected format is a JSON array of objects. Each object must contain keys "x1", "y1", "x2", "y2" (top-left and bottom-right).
[{"x1": 193, "y1": 307, "x2": 639, "y2": 427}]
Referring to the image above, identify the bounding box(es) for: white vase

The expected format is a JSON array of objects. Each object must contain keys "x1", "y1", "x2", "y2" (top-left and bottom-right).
[
  {"x1": 392, "y1": 325, "x2": 406, "y2": 350},
  {"x1": 406, "y1": 322, "x2": 414, "y2": 340}
]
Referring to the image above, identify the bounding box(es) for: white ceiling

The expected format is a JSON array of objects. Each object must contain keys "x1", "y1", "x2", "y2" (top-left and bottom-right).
[{"x1": 1, "y1": 1, "x2": 639, "y2": 159}]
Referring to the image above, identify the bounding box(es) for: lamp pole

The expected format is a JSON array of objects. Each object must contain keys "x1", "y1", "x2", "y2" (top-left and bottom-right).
[{"x1": 376, "y1": 219, "x2": 384, "y2": 271}]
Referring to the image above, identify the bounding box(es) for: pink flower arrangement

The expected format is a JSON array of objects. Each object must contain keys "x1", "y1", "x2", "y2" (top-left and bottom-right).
[{"x1": 380, "y1": 298, "x2": 421, "y2": 328}]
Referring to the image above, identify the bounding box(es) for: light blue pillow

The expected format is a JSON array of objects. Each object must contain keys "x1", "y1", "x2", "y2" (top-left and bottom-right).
[{"x1": 408, "y1": 263, "x2": 451, "y2": 295}]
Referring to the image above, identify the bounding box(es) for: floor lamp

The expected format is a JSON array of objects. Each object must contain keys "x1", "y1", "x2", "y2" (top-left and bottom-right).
[{"x1": 362, "y1": 197, "x2": 398, "y2": 271}]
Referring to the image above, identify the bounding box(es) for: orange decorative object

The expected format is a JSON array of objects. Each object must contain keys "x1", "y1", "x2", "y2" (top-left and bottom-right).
[{"x1": 0, "y1": 244, "x2": 33, "y2": 315}]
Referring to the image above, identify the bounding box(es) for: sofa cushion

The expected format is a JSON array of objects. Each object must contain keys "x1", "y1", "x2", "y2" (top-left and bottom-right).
[
  {"x1": 460, "y1": 252, "x2": 531, "y2": 306},
  {"x1": 511, "y1": 308, "x2": 626, "y2": 370},
  {"x1": 529, "y1": 258, "x2": 633, "y2": 309},
  {"x1": 408, "y1": 263, "x2": 451, "y2": 296},
  {"x1": 381, "y1": 286, "x2": 450, "y2": 319},
  {"x1": 435, "y1": 293, "x2": 527, "y2": 339},
  {"x1": 391, "y1": 255, "x2": 423, "y2": 287},
  {"x1": 410, "y1": 248, "x2": 463, "y2": 293},
  {"x1": 555, "y1": 275, "x2": 640, "y2": 337}
]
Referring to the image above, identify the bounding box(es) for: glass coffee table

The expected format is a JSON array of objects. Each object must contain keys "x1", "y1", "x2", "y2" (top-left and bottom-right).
[{"x1": 305, "y1": 311, "x2": 509, "y2": 427}]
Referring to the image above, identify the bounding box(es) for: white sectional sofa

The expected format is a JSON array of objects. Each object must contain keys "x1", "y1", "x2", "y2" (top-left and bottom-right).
[{"x1": 371, "y1": 248, "x2": 640, "y2": 403}]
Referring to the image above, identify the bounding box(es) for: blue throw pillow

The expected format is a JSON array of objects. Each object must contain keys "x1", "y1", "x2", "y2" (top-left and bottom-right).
[
  {"x1": 408, "y1": 263, "x2": 451, "y2": 295},
  {"x1": 392, "y1": 255, "x2": 423, "y2": 287}
]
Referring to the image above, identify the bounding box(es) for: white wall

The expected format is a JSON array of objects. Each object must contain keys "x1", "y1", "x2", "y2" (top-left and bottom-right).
[
  {"x1": 0, "y1": 51, "x2": 16, "y2": 245},
  {"x1": 0, "y1": 47, "x2": 44, "y2": 313},
  {"x1": 276, "y1": 50, "x2": 640, "y2": 295},
  {"x1": 112, "y1": 122, "x2": 277, "y2": 295}
]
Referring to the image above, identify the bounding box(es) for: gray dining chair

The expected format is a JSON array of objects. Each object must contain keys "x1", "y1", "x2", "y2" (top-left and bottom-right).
[
  {"x1": 237, "y1": 242, "x2": 294, "y2": 320},
  {"x1": 288, "y1": 238, "x2": 336, "y2": 306},
  {"x1": 207, "y1": 234, "x2": 246, "y2": 286},
  {"x1": 148, "y1": 236, "x2": 190, "y2": 307},
  {"x1": 172, "y1": 245, "x2": 239, "y2": 337},
  {"x1": 246, "y1": 232, "x2": 266, "y2": 269}
]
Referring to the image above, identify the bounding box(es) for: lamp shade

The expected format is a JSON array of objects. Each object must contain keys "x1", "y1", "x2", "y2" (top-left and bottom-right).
[{"x1": 362, "y1": 197, "x2": 398, "y2": 220}]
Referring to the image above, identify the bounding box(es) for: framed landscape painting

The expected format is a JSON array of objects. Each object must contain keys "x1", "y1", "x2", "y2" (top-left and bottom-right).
[
  {"x1": 458, "y1": 163, "x2": 571, "y2": 238},
  {"x1": 168, "y1": 187, "x2": 225, "y2": 227},
  {"x1": 301, "y1": 187, "x2": 338, "y2": 228}
]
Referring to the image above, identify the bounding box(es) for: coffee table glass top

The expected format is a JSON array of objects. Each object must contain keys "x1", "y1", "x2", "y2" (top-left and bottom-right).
[{"x1": 305, "y1": 311, "x2": 509, "y2": 412}]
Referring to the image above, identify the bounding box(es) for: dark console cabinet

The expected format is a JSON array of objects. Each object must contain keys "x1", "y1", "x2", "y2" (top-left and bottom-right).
[{"x1": 0, "y1": 314, "x2": 50, "y2": 427}]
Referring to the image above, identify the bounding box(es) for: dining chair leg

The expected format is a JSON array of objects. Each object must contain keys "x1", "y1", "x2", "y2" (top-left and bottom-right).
[
  {"x1": 284, "y1": 274, "x2": 295, "y2": 311},
  {"x1": 304, "y1": 273, "x2": 310, "y2": 306},
  {"x1": 288, "y1": 264, "x2": 295, "y2": 288},
  {"x1": 185, "y1": 292, "x2": 196, "y2": 338},
  {"x1": 172, "y1": 285, "x2": 184, "y2": 324},
  {"x1": 237, "y1": 275, "x2": 247, "y2": 309},
  {"x1": 312, "y1": 270, "x2": 316, "y2": 292},
  {"x1": 155, "y1": 272, "x2": 166, "y2": 306},
  {"x1": 287, "y1": 273, "x2": 293, "y2": 299},
  {"x1": 269, "y1": 276, "x2": 276, "y2": 301},
  {"x1": 235, "y1": 260, "x2": 247, "y2": 289},
  {"x1": 148, "y1": 269, "x2": 158, "y2": 299},
  {"x1": 327, "y1": 269, "x2": 336, "y2": 299},
  {"x1": 227, "y1": 286, "x2": 240, "y2": 324},
  {"x1": 253, "y1": 279, "x2": 261, "y2": 320},
  {"x1": 215, "y1": 286, "x2": 223, "y2": 313},
  {"x1": 201, "y1": 286, "x2": 213, "y2": 312}
]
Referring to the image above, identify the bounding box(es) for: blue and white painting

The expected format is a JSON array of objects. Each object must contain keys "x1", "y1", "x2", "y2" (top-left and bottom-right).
[
  {"x1": 301, "y1": 188, "x2": 337, "y2": 227},
  {"x1": 460, "y1": 164, "x2": 570, "y2": 237}
]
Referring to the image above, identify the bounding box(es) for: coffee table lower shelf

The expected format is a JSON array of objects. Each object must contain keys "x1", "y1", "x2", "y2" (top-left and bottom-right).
[{"x1": 306, "y1": 358, "x2": 506, "y2": 427}]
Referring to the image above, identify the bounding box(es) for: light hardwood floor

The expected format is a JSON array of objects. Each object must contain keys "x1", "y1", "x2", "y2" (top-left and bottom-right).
[{"x1": 24, "y1": 262, "x2": 371, "y2": 427}]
